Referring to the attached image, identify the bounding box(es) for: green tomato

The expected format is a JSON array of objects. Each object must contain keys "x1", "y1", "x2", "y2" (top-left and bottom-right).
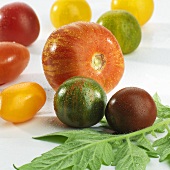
[{"x1": 54, "y1": 76, "x2": 107, "y2": 128}]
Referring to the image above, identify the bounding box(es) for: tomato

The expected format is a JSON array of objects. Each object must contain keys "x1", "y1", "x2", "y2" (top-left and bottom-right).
[
  {"x1": 0, "y1": 42, "x2": 30, "y2": 85},
  {"x1": 0, "y1": 2, "x2": 40, "y2": 46},
  {"x1": 54, "y1": 76, "x2": 107, "y2": 128},
  {"x1": 50, "y1": 0, "x2": 92, "y2": 28},
  {"x1": 111, "y1": 0, "x2": 154, "y2": 26},
  {"x1": 105, "y1": 87, "x2": 157, "y2": 134},
  {"x1": 42, "y1": 21, "x2": 124, "y2": 93},
  {"x1": 97, "y1": 10, "x2": 141, "y2": 54},
  {"x1": 0, "y1": 82, "x2": 46, "y2": 123}
]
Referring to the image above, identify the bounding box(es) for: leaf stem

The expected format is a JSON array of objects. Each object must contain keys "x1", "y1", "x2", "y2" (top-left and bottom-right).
[{"x1": 104, "y1": 118, "x2": 170, "y2": 143}]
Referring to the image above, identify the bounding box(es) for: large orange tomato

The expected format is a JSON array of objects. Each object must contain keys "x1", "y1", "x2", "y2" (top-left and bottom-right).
[
  {"x1": 42, "y1": 22, "x2": 124, "y2": 93},
  {"x1": 111, "y1": 0, "x2": 154, "y2": 26}
]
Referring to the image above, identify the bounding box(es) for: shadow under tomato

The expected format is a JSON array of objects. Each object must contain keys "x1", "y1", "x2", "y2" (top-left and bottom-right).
[{"x1": 0, "y1": 115, "x2": 71, "y2": 138}]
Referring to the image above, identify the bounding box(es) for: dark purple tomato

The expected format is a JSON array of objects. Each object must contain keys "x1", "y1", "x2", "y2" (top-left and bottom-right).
[
  {"x1": 0, "y1": 2, "x2": 40, "y2": 46},
  {"x1": 105, "y1": 87, "x2": 157, "y2": 134}
]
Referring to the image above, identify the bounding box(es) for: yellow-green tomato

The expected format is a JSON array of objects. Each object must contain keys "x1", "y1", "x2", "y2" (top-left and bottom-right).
[
  {"x1": 0, "y1": 82, "x2": 46, "y2": 123},
  {"x1": 50, "y1": 0, "x2": 92, "y2": 28}
]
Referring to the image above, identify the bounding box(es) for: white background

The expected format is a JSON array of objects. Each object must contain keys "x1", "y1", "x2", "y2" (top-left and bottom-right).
[{"x1": 0, "y1": 0, "x2": 170, "y2": 170}]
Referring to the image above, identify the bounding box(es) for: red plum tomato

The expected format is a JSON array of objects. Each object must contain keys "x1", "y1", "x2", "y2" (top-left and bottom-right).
[
  {"x1": 0, "y1": 42, "x2": 30, "y2": 85},
  {"x1": 0, "y1": 2, "x2": 40, "y2": 46}
]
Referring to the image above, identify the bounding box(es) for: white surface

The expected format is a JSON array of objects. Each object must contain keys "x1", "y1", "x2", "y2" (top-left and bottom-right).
[{"x1": 0, "y1": 0, "x2": 170, "y2": 170}]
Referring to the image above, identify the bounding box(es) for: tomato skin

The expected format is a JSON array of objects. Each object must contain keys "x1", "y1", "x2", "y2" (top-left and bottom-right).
[
  {"x1": 97, "y1": 10, "x2": 141, "y2": 54},
  {"x1": 50, "y1": 0, "x2": 92, "y2": 28},
  {"x1": 0, "y1": 82, "x2": 46, "y2": 123},
  {"x1": 42, "y1": 21, "x2": 124, "y2": 93},
  {"x1": 105, "y1": 87, "x2": 157, "y2": 134},
  {"x1": 0, "y1": 42, "x2": 30, "y2": 85},
  {"x1": 0, "y1": 2, "x2": 40, "y2": 46},
  {"x1": 54, "y1": 76, "x2": 107, "y2": 128}
]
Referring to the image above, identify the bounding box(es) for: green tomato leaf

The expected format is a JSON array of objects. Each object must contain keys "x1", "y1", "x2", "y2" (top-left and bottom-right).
[
  {"x1": 34, "y1": 128, "x2": 114, "y2": 143},
  {"x1": 17, "y1": 130, "x2": 115, "y2": 170},
  {"x1": 135, "y1": 134, "x2": 155, "y2": 152},
  {"x1": 134, "y1": 134, "x2": 158, "y2": 158},
  {"x1": 153, "y1": 133, "x2": 170, "y2": 162},
  {"x1": 153, "y1": 93, "x2": 170, "y2": 118},
  {"x1": 154, "y1": 118, "x2": 166, "y2": 133},
  {"x1": 112, "y1": 140, "x2": 150, "y2": 170}
]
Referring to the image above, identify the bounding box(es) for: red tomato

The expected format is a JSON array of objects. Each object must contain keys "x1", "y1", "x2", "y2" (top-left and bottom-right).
[
  {"x1": 0, "y1": 42, "x2": 30, "y2": 85},
  {"x1": 42, "y1": 22, "x2": 124, "y2": 93},
  {"x1": 0, "y1": 2, "x2": 40, "y2": 46}
]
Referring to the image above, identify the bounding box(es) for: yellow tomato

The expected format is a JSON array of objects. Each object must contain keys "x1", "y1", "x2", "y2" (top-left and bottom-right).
[
  {"x1": 50, "y1": 0, "x2": 92, "y2": 28},
  {"x1": 0, "y1": 82, "x2": 46, "y2": 123},
  {"x1": 111, "y1": 0, "x2": 154, "y2": 26}
]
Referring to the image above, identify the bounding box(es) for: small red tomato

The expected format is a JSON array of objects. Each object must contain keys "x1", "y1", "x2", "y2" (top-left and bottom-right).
[
  {"x1": 0, "y1": 2, "x2": 40, "y2": 46},
  {"x1": 0, "y1": 42, "x2": 30, "y2": 85},
  {"x1": 105, "y1": 87, "x2": 157, "y2": 134},
  {"x1": 42, "y1": 21, "x2": 124, "y2": 93}
]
